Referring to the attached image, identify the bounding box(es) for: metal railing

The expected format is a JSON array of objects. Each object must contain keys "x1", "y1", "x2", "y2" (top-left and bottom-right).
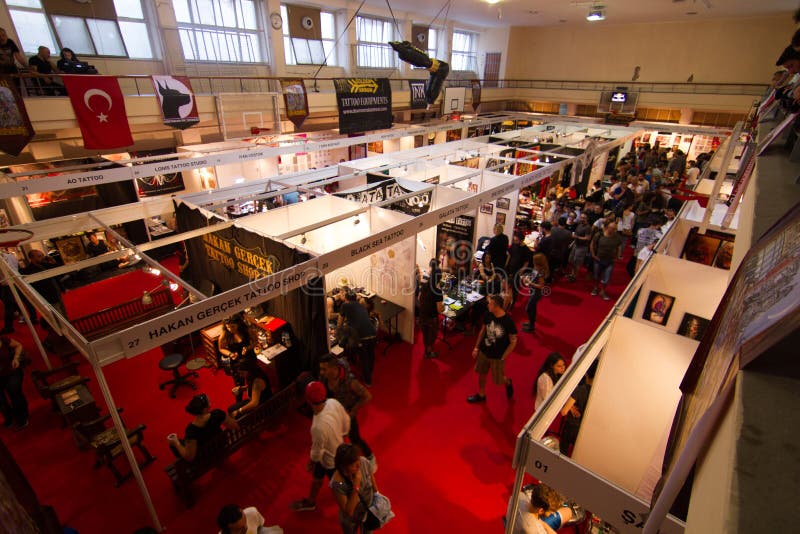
[{"x1": 11, "y1": 72, "x2": 767, "y2": 99}]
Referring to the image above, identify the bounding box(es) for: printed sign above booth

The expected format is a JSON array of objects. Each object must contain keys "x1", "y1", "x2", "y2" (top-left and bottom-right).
[{"x1": 334, "y1": 78, "x2": 393, "y2": 134}]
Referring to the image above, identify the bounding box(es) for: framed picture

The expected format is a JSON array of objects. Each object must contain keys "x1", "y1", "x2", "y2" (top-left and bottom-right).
[
  {"x1": 55, "y1": 236, "x2": 88, "y2": 264},
  {"x1": 496, "y1": 197, "x2": 511, "y2": 210},
  {"x1": 480, "y1": 203, "x2": 493, "y2": 215},
  {"x1": 642, "y1": 290, "x2": 675, "y2": 326},
  {"x1": 677, "y1": 313, "x2": 710, "y2": 341},
  {"x1": 681, "y1": 227, "x2": 735, "y2": 269},
  {"x1": 495, "y1": 212, "x2": 506, "y2": 226}
]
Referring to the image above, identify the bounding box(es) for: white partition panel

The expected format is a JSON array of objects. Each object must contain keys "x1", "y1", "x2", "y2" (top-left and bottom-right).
[
  {"x1": 632, "y1": 253, "x2": 729, "y2": 334},
  {"x1": 236, "y1": 196, "x2": 363, "y2": 237},
  {"x1": 572, "y1": 316, "x2": 698, "y2": 498},
  {"x1": 477, "y1": 170, "x2": 520, "y2": 243}
]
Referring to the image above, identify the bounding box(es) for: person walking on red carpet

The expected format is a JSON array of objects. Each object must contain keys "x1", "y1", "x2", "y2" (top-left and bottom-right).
[
  {"x1": 467, "y1": 294, "x2": 517, "y2": 403},
  {"x1": 291, "y1": 381, "x2": 350, "y2": 512}
]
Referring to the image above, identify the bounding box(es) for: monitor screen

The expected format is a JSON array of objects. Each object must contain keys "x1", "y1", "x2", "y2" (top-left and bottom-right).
[{"x1": 611, "y1": 92, "x2": 627, "y2": 103}]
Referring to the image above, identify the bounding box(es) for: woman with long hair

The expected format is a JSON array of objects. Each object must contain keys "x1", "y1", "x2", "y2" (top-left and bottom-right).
[
  {"x1": 522, "y1": 253, "x2": 549, "y2": 333},
  {"x1": 533, "y1": 352, "x2": 566, "y2": 409},
  {"x1": 330, "y1": 443, "x2": 381, "y2": 534}
]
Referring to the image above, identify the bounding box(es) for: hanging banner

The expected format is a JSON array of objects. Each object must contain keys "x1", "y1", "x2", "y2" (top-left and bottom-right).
[
  {"x1": 62, "y1": 75, "x2": 133, "y2": 149},
  {"x1": 334, "y1": 177, "x2": 431, "y2": 216},
  {"x1": 151, "y1": 75, "x2": 199, "y2": 130},
  {"x1": 0, "y1": 78, "x2": 35, "y2": 156},
  {"x1": 334, "y1": 78, "x2": 393, "y2": 134},
  {"x1": 280, "y1": 78, "x2": 309, "y2": 129},
  {"x1": 471, "y1": 79, "x2": 482, "y2": 112},
  {"x1": 409, "y1": 80, "x2": 427, "y2": 109}
]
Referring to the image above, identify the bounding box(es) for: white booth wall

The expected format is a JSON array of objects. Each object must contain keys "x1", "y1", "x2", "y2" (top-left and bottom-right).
[
  {"x1": 631, "y1": 253, "x2": 729, "y2": 335},
  {"x1": 476, "y1": 170, "x2": 520, "y2": 245},
  {"x1": 235, "y1": 195, "x2": 363, "y2": 238},
  {"x1": 572, "y1": 316, "x2": 698, "y2": 501},
  {"x1": 285, "y1": 206, "x2": 417, "y2": 344}
]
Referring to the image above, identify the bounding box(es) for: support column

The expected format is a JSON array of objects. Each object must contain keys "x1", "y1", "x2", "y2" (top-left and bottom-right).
[{"x1": 679, "y1": 108, "x2": 694, "y2": 125}]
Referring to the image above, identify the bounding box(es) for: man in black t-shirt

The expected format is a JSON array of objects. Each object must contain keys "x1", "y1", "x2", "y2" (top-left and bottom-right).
[
  {"x1": 338, "y1": 291, "x2": 378, "y2": 386},
  {"x1": 167, "y1": 393, "x2": 239, "y2": 461},
  {"x1": 467, "y1": 295, "x2": 517, "y2": 403},
  {"x1": 0, "y1": 29, "x2": 25, "y2": 74},
  {"x1": 417, "y1": 270, "x2": 444, "y2": 359}
]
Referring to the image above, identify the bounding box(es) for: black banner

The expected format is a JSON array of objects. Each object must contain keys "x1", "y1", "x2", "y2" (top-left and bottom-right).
[
  {"x1": 0, "y1": 78, "x2": 35, "y2": 156},
  {"x1": 471, "y1": 79, "x2": 481, "y2": 112},
  {"x1": 409, "y1": 80, "x2": 427, "y2": 109},
  {"x1": 334, "y1": 78, "x2": 393, "y2": 134},
  {"x1": 436, "y1": 215, "x2": 475, "y2": 278},
  {"x1": 334, "y1": 177, "x2": 431, "y2": 217},
  {"x1": 175, "y1": 201, "x2": 327, "y2": 375}
]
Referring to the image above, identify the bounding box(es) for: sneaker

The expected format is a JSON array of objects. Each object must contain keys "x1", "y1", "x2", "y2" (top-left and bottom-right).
[
  {"x1": 14, "y1": 420, "x2": 29, "y2": 430},
  {"x1": 290, "y1": 499, "x2": 316, "y2": 512},
  {"x1": 590, "y1": 288, "x2": 599, "y2": 296},
  {"x1": 601, "y1": 292, "x2": 610, "y2": 301},
  {"x1": 466, "y1": 393, "x2": 486, "y2": 403},
  {"x1": 567, "y1": 274, "x2": 576, "y2": 282},
  {"x1": 506, "y1": 379, "x2": 514, "y2": 399}
]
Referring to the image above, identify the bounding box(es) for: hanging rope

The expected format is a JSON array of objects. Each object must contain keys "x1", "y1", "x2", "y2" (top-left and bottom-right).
[
  {"x1": 428, "y1": 0, "x2": 453, "y2": 29},
  {"x1": 385, "y1": 0, "x2": 403, "y2": 42},
  {"x1": 312, "y1": 0, "x2": 368, "y2": 80}
]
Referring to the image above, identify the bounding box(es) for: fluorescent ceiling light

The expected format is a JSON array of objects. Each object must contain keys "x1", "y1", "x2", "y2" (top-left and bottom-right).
[
  {"x1": 486, "y1": 0, "x2": 501, "y2": 4},
  {"x1": 586, "y1": 9, "x2": 605, "y2": 21}
]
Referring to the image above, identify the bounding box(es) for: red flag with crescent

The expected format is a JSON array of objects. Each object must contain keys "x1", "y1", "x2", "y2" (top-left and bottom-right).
[{"x1": 62, "y1": 75, "x2": 133, "y2": 149}]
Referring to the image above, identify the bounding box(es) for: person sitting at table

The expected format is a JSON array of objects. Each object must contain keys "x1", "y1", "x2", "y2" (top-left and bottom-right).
[
  {"x1": 228, "y1": 358, "x2": 272, "y2": 418},
  {"x1": 327, "y1": 287, "x2": 346, "y2": 324},
  {"x1": 219, "y1": 315, "x2": 256, "y2": 365},
  {"x1": 167, "y1": 393, "x2": 239, "y2": 462}
]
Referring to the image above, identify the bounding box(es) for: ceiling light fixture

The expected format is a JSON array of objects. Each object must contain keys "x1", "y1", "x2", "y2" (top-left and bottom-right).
[
  {"x1": 485, "y1": 0, "x2": 501, "y2": 4},
  {"x1": 586, "y1": 3, "x2": 605, "y2": 21}
]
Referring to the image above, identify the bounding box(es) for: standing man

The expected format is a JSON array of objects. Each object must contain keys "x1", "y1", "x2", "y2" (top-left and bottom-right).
[
  {"x1": 0, "y1": 28, "x2": 26, "y2": 75},
  {"x1": 467, "y1": 295, "x2": 517, "y2": 403},
  {"x1": 417, "y1": 267, "x2": 444, "y2": 359},
  {"x1": 684, "y1": 160, "x2": 701, "y2": 188},
  {"x1": 566, "y1": 213, "x2": 591, "y2": 282},
  {"x1": 291, "y1": 381, "x2": 350, "y2": 512},
  {"x1": 590, "y1": 222, "x2": 622, "y2": 301},
  {"x1": 338, "y1": 291, "x2": 377, "y2": 386},
  {"x1": 319, "y1": 354, "x2": 376, "y2": 466}
]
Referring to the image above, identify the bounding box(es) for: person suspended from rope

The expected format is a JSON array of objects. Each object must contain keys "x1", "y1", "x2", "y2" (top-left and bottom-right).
[{"x1": 389, "y1": 41, "x2": 450, "y2": 108}]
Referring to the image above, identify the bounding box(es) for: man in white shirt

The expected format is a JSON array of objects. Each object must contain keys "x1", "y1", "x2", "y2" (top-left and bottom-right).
[
  {"x1": 290, "y1": 381, "x2": 350, "y2": 512},
  {"x1": 685, "y1": 160, "x2": 701, "y2": 188},
  {"x1": 217, "y1": 504, "x2": 282, "y2": 534}
]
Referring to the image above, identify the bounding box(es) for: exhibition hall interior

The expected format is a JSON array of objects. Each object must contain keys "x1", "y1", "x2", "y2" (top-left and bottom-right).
[{"x1": 0, "y1": 0, "x2": 798, "y2": 533}]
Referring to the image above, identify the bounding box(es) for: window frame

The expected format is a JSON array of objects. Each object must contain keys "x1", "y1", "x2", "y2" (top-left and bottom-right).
[
  {"x1": 451, "y1": 29, "x2": 478, "y2": 72},
  {"x1": 280, "y1": 5, "x2": 337, "y2": 67},
  {"x1": 175, "y1": 0, "x2": 266, "y2": 64},
  {"x1": 6, "y1": 0, "x2": 156, "y2": 60},
  {"x1": 355, "y1": 14, "x2": 396, "y2": 69}
]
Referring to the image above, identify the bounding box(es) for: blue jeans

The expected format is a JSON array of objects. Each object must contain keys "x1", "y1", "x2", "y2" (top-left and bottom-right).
[
  {"x1": 525, "y1": 292, "x2": 541, "y2": 328},
  {"x1": 593, "y1": 260, "x2": 614, "y2": 285}
]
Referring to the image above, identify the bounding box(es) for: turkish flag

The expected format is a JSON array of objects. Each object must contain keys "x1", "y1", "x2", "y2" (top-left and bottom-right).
[{"x1": 62, "y1": 75, "x2": 134, "y2": 149}]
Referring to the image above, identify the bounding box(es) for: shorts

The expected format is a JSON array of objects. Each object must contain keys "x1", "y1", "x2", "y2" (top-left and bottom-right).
[
  {"x1": 569, "y1": 246, "x2": 588, "y2": 268},
  {"x1": 312, "y1": 461, "x2": 335, "y2": 480},
  {"x1": 474, "y1": 352, "x2": 506, "y2": 385}
]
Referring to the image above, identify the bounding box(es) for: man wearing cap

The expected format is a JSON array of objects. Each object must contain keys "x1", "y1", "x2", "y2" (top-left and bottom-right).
[{"x1": 291, "y1": 381, "x2": 350, "y2": 512}]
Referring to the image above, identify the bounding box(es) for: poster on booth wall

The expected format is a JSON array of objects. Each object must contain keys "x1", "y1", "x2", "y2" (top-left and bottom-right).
[
  {"x1": 435, "y1": 215, "x2": 475, "y2": 278},
  {"x1": 334, "y1": 78, "x2": 392, "y2": 134},
  {"x1": 280, "y1": 78, "x2": 309, "y2": 129},
  {"x1": 409, "y1": 80, "x2": 427, "y2": 109},
  {"x1": 151, "y1": 75, "x2": 199, "y2": 130},
  {"x1": 0, "y1": 78, "x2": 34, "y2": 156}
]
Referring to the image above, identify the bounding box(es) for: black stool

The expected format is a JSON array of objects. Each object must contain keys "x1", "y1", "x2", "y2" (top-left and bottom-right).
[{"x1": 158, "y1": 353, "x2": 198, "y2": 398}]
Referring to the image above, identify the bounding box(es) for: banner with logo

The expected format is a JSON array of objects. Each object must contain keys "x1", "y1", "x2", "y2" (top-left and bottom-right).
[
  {"x1": 471, "y1": 80, "x2": 482, "y2": 112},
  {"x1": 0, "y1": 78, "x2": 35, "y2": 156},
  {"x1": 151, "y1": 75, "x2": 199, "y2": 130},
  {"x1": 334, "y1": 78, "x2": 392, "y2": 134},
  {"x1": 409, "y1": 80, "x2": 427, "y2": 110},
  {"x1": 280, "y1": 78, "x2": 309, "y2": 129},
  {"x1": 334, "y1": 177, "x2": 431, "y2": 216},
  {"x1": 62, "y1": 75, "x2": 133, "y2": 149}
]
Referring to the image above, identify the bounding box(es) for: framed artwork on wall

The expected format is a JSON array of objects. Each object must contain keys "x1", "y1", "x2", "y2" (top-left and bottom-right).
[
  {"x1": 480, "y1": 203, "x2": 493, "y2": 215},
  {"x1": 677, "y1": 313, "x2": 710, "y2": 341},
  {"x1": 495, "y1": 212, "x2": 506, "y2": 226},
  {"x1": 643, "y1": 290, "x2": 675, "y2": 326},
  {"x1": 496, "y1": 197, "x2": 511, "y2": 210}
]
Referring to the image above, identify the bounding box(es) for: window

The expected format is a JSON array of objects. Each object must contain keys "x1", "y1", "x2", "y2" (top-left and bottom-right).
[
  {"x1": 174, "y1": 0, "x2": 264, "y2": 63},
  {"x1": 280, "y1": 5, "x2": 336, "y2": 66},
  {"x1": 427, "y1": 28, "x2": 439, "y2": 59},
  {"x1": 451, "y1": 30, "x2": 477, "y2": 72},
  {"x1": 355, "y1": 15, "x2": 395, "y2": 69},
  {"x1": 6, "y1": 0, "x2": 155, "y2": 59}
]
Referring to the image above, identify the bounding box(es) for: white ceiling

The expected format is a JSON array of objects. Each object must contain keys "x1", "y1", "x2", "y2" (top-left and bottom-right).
[{"x1": 367, "y1": 0, "x2": 796, "y2": 30}]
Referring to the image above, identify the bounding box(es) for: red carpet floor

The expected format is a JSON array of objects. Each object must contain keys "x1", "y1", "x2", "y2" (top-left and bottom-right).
[{"x1": 1, "y1": 253, "x2": 629, "y2": 533}]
